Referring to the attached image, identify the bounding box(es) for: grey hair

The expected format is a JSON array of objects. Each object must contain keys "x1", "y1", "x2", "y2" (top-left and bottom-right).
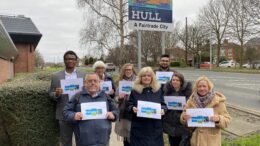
[{"x1": 93, "y1": 60, "x2": 106, "y2": 69}]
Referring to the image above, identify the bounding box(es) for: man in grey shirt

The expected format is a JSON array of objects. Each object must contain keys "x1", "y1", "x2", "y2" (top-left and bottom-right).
[{"x1": 49, "y1": 50, "x2": 85, "y2": 146}]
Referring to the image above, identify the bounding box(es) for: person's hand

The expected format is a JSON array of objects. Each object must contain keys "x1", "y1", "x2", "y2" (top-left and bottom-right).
[
  {"x1": 108, "y1": 89, "x2": 115, "y2": 95},
  {"x1": 74, "y1": 112, "x2": 83, "y2": 120},
  {"x1": 161, "y1": 109, "x2": 165, "y2": 116},
  {"x1": 182, "y1": 113, "x2": 191, "y2": 122},
  {"x1": 132, "y1": 107, "x2": 138, "y2": 113},
  {"x1": 106, "y1": 112, "x2": 115, "y2": 120},
  {"x1": 118, "y1": 93, "x2": 126, "y2": 99},
  {"x1": 210, "y1": 115, "x2": 220, "y2": 122},
  {"x1": 55, "y1": 88, "x2": 63, "y2": 97}
]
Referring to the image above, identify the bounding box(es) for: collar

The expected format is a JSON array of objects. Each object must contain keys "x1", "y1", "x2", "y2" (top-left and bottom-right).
[{"x1": 65, "y1": 68, "x2": 77, "y2": 75}]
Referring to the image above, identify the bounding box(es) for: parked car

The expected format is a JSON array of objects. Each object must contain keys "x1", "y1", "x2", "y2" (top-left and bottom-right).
[
  {"x1": 105, "y1": 63, "x2": 116, "y2": 72},
  {"x1": 252, "y1": 61, "x2": 260, "y2": 69},
  {"x1": 242, "y1": 63, "x2": 252, "y2": 69},
  {"x1": 219, "y1": 60, "x2": 239, "y2": 68},
  {"x1": 200, "y1": 62, "x2": 212, "y2": 69}
]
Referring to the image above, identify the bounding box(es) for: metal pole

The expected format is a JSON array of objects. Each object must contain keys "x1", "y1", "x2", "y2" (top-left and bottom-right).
[
  {"x1": 210, "y1": 31, "x2": 212, "y2": 70},
  {"x1": 138, "y1": 31, "x2": 142, "y2": 70},
  {"x1": 161, "y1": 32, "x2": 165, "y2": 54}
]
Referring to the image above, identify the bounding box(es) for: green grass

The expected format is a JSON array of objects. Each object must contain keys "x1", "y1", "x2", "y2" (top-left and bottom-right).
[
  {"x1": 164, "y1": 134, "x2": 260, "y2": 146},
  {"x1": 222, "y1": 134, "x2": 260, "y2": 146}
]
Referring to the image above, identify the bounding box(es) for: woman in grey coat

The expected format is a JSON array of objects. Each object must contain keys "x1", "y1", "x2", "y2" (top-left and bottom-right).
[
  {"x1": 163, "y1": 72, "x2": 192, "y2": 146},
  {"x1": 115, "y1": 63, "x2": 136, "y2": 146}
]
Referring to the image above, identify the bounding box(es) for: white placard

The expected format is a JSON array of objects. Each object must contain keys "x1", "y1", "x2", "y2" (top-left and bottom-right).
[
  {"x1": 100, "y1": 81, "x2": 112, "y2": 94},
  {"x1": 81, "y1": 102, "x2": 107, "y2": 120},
  {"x1": 186, "y1": 108, "x2": 215, "y2": 127},
  {"x1": 60, "y1": 78, "x2": 83, "y2": 100},
  {"x1": 156, "y1": 71, "x2": 173, "y2": 84},
  {"x1": 119, "y1": 81, "x2": 133, "y2": 95},
  {"x1": 137, "y1": 101, "x2": 161, "y2": 119},
  {"x1": 164, "y1": 96, "x2": 186, "y2": 110}
]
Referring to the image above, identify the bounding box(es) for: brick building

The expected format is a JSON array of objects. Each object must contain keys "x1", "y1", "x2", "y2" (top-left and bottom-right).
[
  {"x1": 0, "y1": 15, "x2": 42, "y2": 84},
  {"x1": 0, "y1": 21, "x2": 18, "y2": 84}
]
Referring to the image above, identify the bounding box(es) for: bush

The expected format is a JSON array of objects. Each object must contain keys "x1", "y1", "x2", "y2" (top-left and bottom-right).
[
  {"x1": 170, "y1": 61, "x2": 180, "y2": 67},
  {"x1": 0, "y1": 74, "x2": 59, "y2": 146}
]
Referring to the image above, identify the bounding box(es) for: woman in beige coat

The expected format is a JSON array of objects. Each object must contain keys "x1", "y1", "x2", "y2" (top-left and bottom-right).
[{"x1": 180, "y1": 76, "x2": 231, "y2": 146}]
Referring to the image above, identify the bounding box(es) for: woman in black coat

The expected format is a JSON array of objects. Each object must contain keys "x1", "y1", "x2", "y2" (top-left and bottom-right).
[
  {"x1": 127, "y1": 67, "x2": 167, "y2": 146},
  {"x1": 163, "y1": 72, "x2": 192, "y2": 146}
]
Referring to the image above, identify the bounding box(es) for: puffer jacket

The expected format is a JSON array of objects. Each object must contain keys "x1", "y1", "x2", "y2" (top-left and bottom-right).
[{"x1": 163, "y1": 80, "x2": 192, "y2": 137}]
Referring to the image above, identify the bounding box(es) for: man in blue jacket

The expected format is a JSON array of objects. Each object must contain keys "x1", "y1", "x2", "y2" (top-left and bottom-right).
[{"x1": 63, "y1": 73, "x2": 118, "y2": 146}]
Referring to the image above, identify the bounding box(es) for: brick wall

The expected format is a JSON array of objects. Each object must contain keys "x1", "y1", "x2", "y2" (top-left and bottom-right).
[
  {"x1": 0, "y1": 58, "x2": 14, "y2": 84},
  {"x1": 14, "y1": 43, "x2": 35, "y2": 73}
]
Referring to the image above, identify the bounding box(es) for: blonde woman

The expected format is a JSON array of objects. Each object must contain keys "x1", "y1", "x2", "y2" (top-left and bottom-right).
[
  {"x1": 180, "y1": 76, "x2": 231, "y2": 146},
  {"x1": 126, "y1": 67, "x2": 166, "y2": 146},
  {"x1": 115, "y1": 63, "x2": 137, "y2": 146}
]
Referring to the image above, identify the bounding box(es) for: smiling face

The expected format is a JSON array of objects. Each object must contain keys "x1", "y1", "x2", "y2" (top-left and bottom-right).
[
  {"x1": 159, "y1": 57, "x2": 170, "y2": 69},
  {"x1": 197, "y1": 80, "x2": 209, "y2": 96},
  {"x1": 64, "y1": 54, "x2": 77, "y2": 69},
  {"x1": 95, "y1": 67, "x2": 106, "y2": 77},
  {"x1": 124, "y1": 65, "x2": 134, "y2": 78},
  {"x1": 171, "y1": 76, "x2": 181, "y2": 90},
  {"x1": 84, "y1": 74, "x2": 100, "y2": 95},
  {"x1": 141, "y1": 72, "x2": 152, "y2": 86}
]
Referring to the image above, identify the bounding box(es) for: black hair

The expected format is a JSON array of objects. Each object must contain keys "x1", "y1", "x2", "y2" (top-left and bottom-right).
[
  {"x1": 160, "y1": 54, "x2": 170, "y2": 59},
  {"x1": 63, "y1": 50, "x2": 78, "y2": 60}
]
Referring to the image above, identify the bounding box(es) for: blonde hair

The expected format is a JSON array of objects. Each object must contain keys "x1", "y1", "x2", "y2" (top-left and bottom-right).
[
  {"x1": 117, "y1": 63, "x2": 136, "y2": 83},
  {"x1": 133, "y1": 66, "x2": 161, "y2": 93},
  {"x1": 192, "y1": 76, "x2": 214, "y2": 93},
  {"x1": 93, "y1": 60, "x2": 106, "y2": 70}
]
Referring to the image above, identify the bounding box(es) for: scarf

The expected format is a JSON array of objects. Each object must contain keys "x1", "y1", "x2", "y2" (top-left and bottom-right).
[{"x1": 193, "y1": 90, "x2": 215, "y2": 108}]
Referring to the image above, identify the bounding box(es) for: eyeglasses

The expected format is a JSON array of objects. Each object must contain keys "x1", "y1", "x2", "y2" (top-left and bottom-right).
[{"x1": 86, "y1": 79, "x2": 99, "y2": 84}]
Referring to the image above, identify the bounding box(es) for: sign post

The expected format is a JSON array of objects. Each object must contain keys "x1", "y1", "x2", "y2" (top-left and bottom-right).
[{"x1": 128, "y1": 0, "x2": 173, "y2": 68}]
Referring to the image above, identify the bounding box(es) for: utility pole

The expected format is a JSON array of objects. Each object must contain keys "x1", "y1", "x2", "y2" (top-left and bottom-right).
[{"x1": 185, "y1": 17, "x2": 188, "y2": 65}]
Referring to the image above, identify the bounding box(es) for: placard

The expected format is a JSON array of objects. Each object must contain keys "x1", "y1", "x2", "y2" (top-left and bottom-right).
[
  {"x1": 81, "y1": 102, "x2": 107, "y2": 120},
  {"x1": 186, "y1": 108, "x2": 215, "y2": 127},
  {"x1": 137, "y1": 100, "x2": 161, "y2": 119}
]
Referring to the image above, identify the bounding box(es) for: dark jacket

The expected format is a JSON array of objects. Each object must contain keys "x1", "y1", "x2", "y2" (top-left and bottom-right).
[
  {"x1": 127, "y1": 87, "x2": 167, "y2": 146},
  {"x1": 63, "y1": 90, "x2": 118, "y2": 146},
  {"x1": 49, "y1": 70, "x2": 85, "y2": 120},
  {"x1": 163, "y1": 80, "x2": 192, "y2": 137},
  {"x1": 104, "y1": 73, "x2": 116, "y2": 99}
]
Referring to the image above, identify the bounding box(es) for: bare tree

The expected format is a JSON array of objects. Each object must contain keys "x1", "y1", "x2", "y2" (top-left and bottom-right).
[
  {"x1": 35, "y1": 50, "x2": 45, "y2": 68},
  {"x1": 199, "y1": 0, "x2": 232, "y2": 66},
  {"x1": 228, "y1": 0, "x2": 255, "y2": 67},
  {"x1": 77, "y1": 0, "x2": 128, "y2": 64},
  {"x1": 245, "y1": 0, "x2": 260, "y2": 26}
]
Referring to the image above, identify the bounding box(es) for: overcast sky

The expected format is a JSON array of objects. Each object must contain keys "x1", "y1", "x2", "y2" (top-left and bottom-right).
[{"x1": 0, "y1": 0, "x2": 209, "y2": 62}]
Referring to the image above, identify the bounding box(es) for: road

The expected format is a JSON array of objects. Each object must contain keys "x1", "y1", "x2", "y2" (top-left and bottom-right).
[{"x1": 176, "y1": 68, "x2": 260, "y2": 111}]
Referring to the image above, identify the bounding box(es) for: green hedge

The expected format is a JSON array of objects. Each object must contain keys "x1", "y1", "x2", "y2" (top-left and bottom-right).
[
  {"x1": 0, "y1": 73, "x2": 59, "y2": 146},
  {"x1": 170, "y1": 61, "x2": 180, "y2": 67}
]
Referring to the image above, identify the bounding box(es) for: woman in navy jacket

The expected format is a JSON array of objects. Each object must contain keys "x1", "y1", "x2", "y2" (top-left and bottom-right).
[{"x1": 127, "y1": 67, "x2": 166, "y2": 146}]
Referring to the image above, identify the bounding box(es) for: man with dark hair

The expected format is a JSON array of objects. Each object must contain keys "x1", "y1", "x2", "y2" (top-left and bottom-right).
[
  {"x1": 156, "y1": 54, "x2": 177, "y2": 73},
  {"x1": 49, "y1": 50, "x2": 85, "y2": 146}
]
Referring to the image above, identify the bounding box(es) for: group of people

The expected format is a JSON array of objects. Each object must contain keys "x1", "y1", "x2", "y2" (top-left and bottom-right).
[{"x1": 50, "y1": 51, "x2": 231, "y2": 146}]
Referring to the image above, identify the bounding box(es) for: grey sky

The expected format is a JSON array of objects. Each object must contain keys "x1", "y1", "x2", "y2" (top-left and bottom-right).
[{"x1": 0, "y1": 0, "x2": 209, "y2": 62}]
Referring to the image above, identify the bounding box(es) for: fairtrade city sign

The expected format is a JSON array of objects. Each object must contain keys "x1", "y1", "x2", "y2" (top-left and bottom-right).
[{"x1": 128, "y1": 0, "x2": 173, "y2": 32}]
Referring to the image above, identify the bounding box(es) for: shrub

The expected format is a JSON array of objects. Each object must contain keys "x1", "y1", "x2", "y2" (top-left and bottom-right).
[
  {"x1": 170, "y1": 61, "x2": 180, "y2": 67},
  {"x1": 0, "y1": 75, "x2": 59, "y2": 146}
]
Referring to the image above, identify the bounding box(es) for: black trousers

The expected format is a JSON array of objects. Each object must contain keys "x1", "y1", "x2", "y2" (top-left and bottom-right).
[
  {"x1": 168, "y1": 135, "x2": 182, "y2": 146},
  {"x1": 59, "y1": 120, "x2": 74, "y2": 146}
]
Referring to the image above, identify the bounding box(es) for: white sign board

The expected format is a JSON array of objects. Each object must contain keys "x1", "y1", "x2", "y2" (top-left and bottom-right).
[
  {"x1": 164, "y1": 96, "x2": 186, "y2": 110},
  {"x1": 81, "y1": 102, "x2": 107, "y2": 120},
  {"x1": 61, "y1": 78, "x2": 83, "y2": 100},
  {"x1": 186, "y1": 108, "x2": 215, "y2": 127},
  {"x1": 137, "y1": 101, "x2": 161, "y2": 119}
]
